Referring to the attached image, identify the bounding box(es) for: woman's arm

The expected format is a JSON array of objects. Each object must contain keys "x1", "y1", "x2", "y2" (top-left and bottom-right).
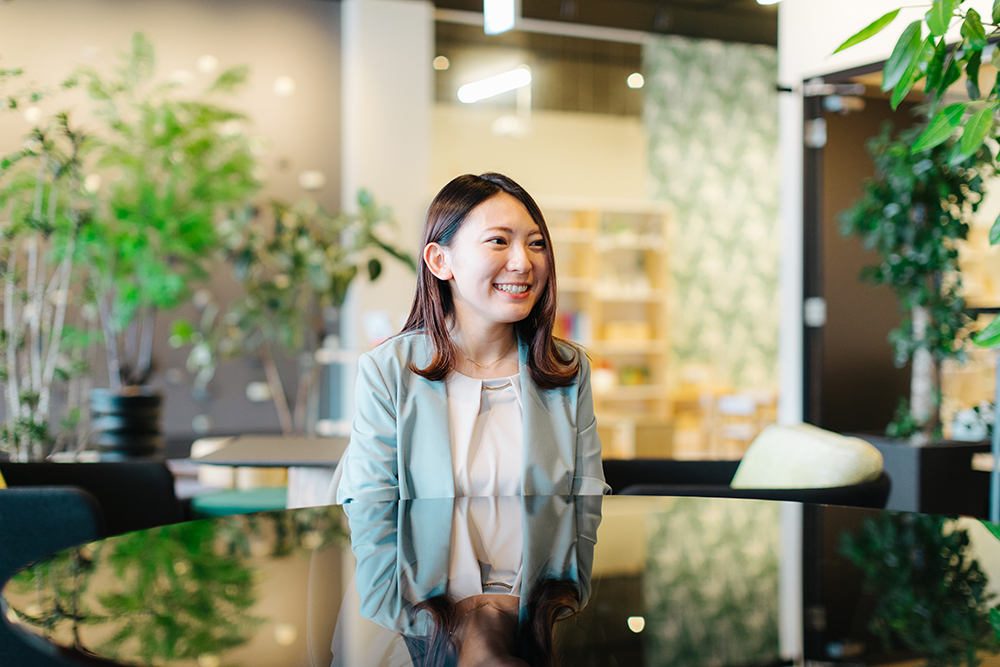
[
  {"x1": 572, "y1": 354, "x2": 611, "y2": 495},
  {"x1": 334, "y1": 353, "x2": 401, "y2": 503}
]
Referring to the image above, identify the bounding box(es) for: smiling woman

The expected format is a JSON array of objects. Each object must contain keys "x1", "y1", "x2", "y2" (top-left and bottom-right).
[{"x1": 329, "y1": 173, "x2": 610, "y2": 502}]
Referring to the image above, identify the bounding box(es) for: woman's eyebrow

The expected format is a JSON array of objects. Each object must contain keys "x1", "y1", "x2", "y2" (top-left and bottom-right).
[{"x1": 482, "y1": 226, "x2": 543, "y2": 235}]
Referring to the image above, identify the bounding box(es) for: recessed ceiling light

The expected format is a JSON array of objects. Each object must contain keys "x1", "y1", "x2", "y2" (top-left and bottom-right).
[
  {"x1": 484, "y1": 0, "x2": 517, "y2": 34},
  {"x1": 627, "y1": 72, "x2": 644, "y2": 89},
  {"x1": 433, "y1": 56, "x2": 450, "y2": 71}
]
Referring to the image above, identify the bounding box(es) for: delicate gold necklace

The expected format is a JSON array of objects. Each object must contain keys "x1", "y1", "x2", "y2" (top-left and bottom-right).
[{"x1": 459, "y1": 338, "x2": 516, "y2": 370}]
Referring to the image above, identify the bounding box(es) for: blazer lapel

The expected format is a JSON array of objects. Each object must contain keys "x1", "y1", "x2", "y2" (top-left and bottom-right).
[
  {"x1": 401, "y1": 335, "x2": 456, "y2": 499},
  {"x1": 518, "y1": 338, "x2": 575, "y2": 495}
]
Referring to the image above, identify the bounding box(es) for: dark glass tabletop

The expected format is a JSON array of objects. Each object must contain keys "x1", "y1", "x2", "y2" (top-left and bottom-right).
[{"x1": 3, "y1": 495, "x2": 1000, "y2": 667}]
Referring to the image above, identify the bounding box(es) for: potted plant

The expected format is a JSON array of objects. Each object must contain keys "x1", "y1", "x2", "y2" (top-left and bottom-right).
[
  {"x1": 71, "y1": 33, "x2": 259, "y2": 456},
  {"x1": 835, "y1": 5, "x2": 1000, "y2": 323},
  {"x1": 840, "y1": 512, "x2": 999, "y2": 665},
  {"x1": 0, "y1": 64, "x2": 94, "y2": 461},
  {"x1": 840, "y1": 123, "x2": 995, "y2": 444},
  {"x1": 172, "y1": 190, "x2": 416, "y2": 435}
]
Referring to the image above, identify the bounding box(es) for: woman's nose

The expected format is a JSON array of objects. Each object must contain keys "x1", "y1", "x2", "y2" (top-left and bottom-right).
[{"x1": 506, "y1": 244, "x2": 531, "y2": 271}]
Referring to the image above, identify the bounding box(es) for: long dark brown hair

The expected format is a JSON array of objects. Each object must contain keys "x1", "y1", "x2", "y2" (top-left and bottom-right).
[{"x1": 401, "y1": 173, "x2": 577, "y2": 389}]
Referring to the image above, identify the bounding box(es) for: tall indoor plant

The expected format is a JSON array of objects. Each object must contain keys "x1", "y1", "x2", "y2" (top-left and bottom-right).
[
  {"x1": 173, "y1": 190, "x2": 415, "y2": 435},
  {"x1": 836, "y1": 3, "x2": 1000, "y2": 297},
  {"x1": 0, "y1": 65, "x2": 93, "y2": 461},
  {"x1": 840, "y1": 124, "x2": 995, "y2": 443},
  {"x1": 840, "y1": 512, "x2": 999, "y2": 665},
  {"x1": 73, "y1": 33, "x2": 258, "y2": 455}
]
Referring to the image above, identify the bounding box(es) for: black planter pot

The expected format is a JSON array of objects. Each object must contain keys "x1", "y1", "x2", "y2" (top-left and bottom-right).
[
  {"x1": 852, "y1": 434, "x2": 990, "y2": 518},
  {"x1": 89, "y1": 389, "x2": 165, "y2": 459}
]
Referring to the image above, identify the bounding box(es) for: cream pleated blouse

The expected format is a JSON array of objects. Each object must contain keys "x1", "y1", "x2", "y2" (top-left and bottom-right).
[{"x1": 445, "y1": 371, "x2": 523, "y2": 497}]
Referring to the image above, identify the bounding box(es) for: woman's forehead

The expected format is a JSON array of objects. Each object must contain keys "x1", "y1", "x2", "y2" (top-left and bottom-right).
[{"x1": 464, "y1": 193, "x2": 539, "y2": 233}]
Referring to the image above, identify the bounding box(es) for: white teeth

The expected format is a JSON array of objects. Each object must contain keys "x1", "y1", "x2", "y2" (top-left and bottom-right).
[{"x1": 495, "y1": 284, "x2": 528, "y2": 294}]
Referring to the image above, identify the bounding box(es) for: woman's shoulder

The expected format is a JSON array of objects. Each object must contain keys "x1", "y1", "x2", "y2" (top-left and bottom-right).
[{"x1": 364, "y1": 331, "x2": 432, "y2": 371}]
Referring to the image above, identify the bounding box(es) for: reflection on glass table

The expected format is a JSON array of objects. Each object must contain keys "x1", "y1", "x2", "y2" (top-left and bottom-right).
[{"x1": 5, "y1": 496, "x2": 1000, "y2": 666}]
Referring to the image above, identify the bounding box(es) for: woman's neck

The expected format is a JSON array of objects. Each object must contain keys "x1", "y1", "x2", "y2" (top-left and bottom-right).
[{"x1": 450, "y1": 323, "x2": 519, "y2": 380}]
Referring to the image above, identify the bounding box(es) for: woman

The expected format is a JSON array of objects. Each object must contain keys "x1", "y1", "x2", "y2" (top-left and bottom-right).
[
  {"x1": 329, "y1": 173, "x2": 608, "y2": 503},
  {"x1": 330, "y1": 495, "x2": 603, "y2": 667}
]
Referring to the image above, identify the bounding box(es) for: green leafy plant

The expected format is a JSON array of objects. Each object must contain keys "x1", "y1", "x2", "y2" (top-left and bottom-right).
[
  {"x1": 0, "y1": 65, "x2": 94, "y2": 460},
  {"x1": 171, "y1": 190, "x2": 415, "y2": 434},
  {"x1": 835, "y1": 2, "x2": 1000, "y2": 351},
  {"x1": 840, "y1": 123, "x2": 995, "y2": 442},
  {"x1": 6, "y1": 507, "x2": 347, "y2": 661},
  {"x1": 72, "y1": 32, "x2": 259, "y2": 393},
  {"x1": 840, "y1": 512, "x2": 999, "y2": 666}
]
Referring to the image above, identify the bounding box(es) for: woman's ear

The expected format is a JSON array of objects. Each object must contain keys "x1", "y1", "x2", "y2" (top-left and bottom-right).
[{"x1": 423, "y1": 242, "x2": 453, "y2": 280}]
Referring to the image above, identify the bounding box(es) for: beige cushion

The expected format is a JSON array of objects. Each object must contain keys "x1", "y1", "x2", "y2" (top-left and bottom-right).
[{"x1": 730, "y1": 423, "x2": 883, "y2": 489}]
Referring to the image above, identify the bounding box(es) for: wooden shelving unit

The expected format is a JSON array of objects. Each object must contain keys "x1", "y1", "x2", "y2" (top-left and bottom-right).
[{"x1": 541, "y1": 198, "x2": 673, "y2": 459}]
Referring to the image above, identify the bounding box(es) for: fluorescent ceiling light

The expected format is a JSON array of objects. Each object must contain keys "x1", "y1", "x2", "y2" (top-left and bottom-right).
[
  {"x1": 458, "y1": 67, "x2": 531, "y2": 103},
  {"x1": 484, "y1": 0, "x2": 517, "y2": 34},
  {"x1": 756, "y1": 0, "x2": 780, "y2": 4}
]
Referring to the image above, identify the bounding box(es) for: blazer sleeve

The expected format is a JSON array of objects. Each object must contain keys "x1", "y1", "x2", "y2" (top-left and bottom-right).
[
  {"x1": 335, "y1": 353, "x2": 401, "y2": 503},
  {"x1": 572, "y1": 354, "x2": 611, "y2": 495}
]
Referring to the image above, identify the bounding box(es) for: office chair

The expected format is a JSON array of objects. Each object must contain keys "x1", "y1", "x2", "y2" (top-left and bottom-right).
[
  {"x1": 602, "y1": 458, "x2": 892, "y2": 509},
  {"x1": 0, "y1": 461, "x2": 183, "y2": 536},
  {"x1": 0, "y1": 486, "x2": 119, "y2": 667}
]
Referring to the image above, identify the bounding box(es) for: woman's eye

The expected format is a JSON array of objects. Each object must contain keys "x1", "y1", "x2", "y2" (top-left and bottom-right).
[
  {"x1": 487, "y1": 237, "x2": 507, "y2": 245},
  {"x1": 530, "y1": 239, "x2": 546, "y2": 249}
]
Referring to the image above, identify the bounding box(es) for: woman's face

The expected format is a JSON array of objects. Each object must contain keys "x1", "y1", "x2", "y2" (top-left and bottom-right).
[{"x1": 426, "y1": 192, "x2": 549, "y2": 333}]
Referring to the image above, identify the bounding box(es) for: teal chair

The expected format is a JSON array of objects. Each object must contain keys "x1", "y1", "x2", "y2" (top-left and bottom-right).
[
  {"x1": 0, "y1": 487, "x2": 109, "y2": 666},
  {"x1": 190, "y1": 486, "x2": 288, "y2": 518}
]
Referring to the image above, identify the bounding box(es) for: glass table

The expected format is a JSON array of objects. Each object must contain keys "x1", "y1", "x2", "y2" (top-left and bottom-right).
[{"x1": 3, "y1": 495, "x2": 1000, "y2": 666}]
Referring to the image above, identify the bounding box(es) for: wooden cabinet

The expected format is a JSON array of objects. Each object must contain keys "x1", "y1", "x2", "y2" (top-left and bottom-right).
[{"x1": 541, "y1": 198, "x2": 673, "y2": 458}]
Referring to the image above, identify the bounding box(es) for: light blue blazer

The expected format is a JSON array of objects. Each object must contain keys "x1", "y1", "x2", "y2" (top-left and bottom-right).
[
  {"x1": 329, "y1": 331, "x2": 609, "y2": 503},
  {"x1": 343, "y1": 495, "x2": 603, "y2": 635}
]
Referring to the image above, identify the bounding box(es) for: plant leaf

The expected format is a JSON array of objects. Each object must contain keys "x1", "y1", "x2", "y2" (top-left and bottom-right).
[
  {"x1": 967, "y1": 49, "x2": 983, "y2": 100},
  {"x1": 991, "y1": 607, "x2": 1000, "y2": 642},
  {"x1": 942, "y1": 47, "x2": 962, "y2": 90},
  {"x1": 963, "y1": 8, "x2": 988, "y2": 50},
  {"x1": 990, "y1": 215, "x2": 1000, "y2": 246},
  {"x1": 882, "y1": 21, "x2": 923, "y2": 92},
  {"x1": 912, "y1": 103, "x2": 966, "y2": 152},
  {"x1": 975, "y1": 312, "x2": 1000, "y2": 347},
  {"x1": 925, "y1": 38, "x2": 948, "y2": 92},
  {"x1": 367, "y1": 258, "x2": 382, "y2": 281},
  {"x1": 207, "y1": 65, "x2": 249, "y2": 94},
  {"x1": 892, "y1": 37, "x2": 934, "y2": 109},
  {"x1": 926, "y1": 0, "x2": 959, "y2": 36},
  {"x1": 960, "y1": 105, "x2": 993, "y2": 156},
  {"x1": 834, "y1": 9, "x2": 901, "y2": 54}
]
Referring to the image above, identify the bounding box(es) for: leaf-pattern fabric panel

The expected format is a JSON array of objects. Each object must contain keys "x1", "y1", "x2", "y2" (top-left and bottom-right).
[
  {"x1": 644, "y1": 497, "x2": 781, "y2": 667},
  {"x1": 644, "y1": 36, "x2": 780, "y2": 389}
]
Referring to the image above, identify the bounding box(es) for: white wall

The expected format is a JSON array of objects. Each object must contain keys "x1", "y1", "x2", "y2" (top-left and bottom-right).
[
  {"x1": 432, "y1": 104, "x2": 648, "y2": 201},
  {"x1": 0, "y1": 0, "x2": 343, "y2": 438},
  {"x1": 339, "y1": 0, "x2": 433, "y2": 421}
]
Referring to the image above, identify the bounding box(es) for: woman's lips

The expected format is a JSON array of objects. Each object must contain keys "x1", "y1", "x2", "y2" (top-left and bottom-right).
[{"x1": 494, "y1": 283, "x2": 531, "y2": 298}]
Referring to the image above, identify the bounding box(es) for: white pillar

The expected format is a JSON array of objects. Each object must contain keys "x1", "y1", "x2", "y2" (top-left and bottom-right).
[{"x1": 339, "y1": 0, "x2": 433, "y2": 418}]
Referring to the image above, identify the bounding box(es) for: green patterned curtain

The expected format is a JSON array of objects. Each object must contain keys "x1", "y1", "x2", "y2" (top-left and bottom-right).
[{"x1": 644, "y1": 36, "x2": 780, "y2": 389}]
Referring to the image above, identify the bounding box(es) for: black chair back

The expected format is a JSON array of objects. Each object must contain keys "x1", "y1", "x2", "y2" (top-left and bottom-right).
[
  {"x1": 602, "y1": 459, "x2": 741, "y2": 494},
  {"x1": 0, "y1": 461, "x2": 182, "y2": 536},
  {"x1": 602, "y1": 458, "x2": 891, "y2": 509},
  {"x1": 620, "y1": 471, "x2": 892, "y2": 510},
  {"x1": 0, "y1": 487, "x2": 108, "y2": 667}
]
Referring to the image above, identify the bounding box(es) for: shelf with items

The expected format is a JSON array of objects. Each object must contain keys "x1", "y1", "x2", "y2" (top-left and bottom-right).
[{"x1": 541, "y1": 198, "x2": 673, "y2": 459}]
